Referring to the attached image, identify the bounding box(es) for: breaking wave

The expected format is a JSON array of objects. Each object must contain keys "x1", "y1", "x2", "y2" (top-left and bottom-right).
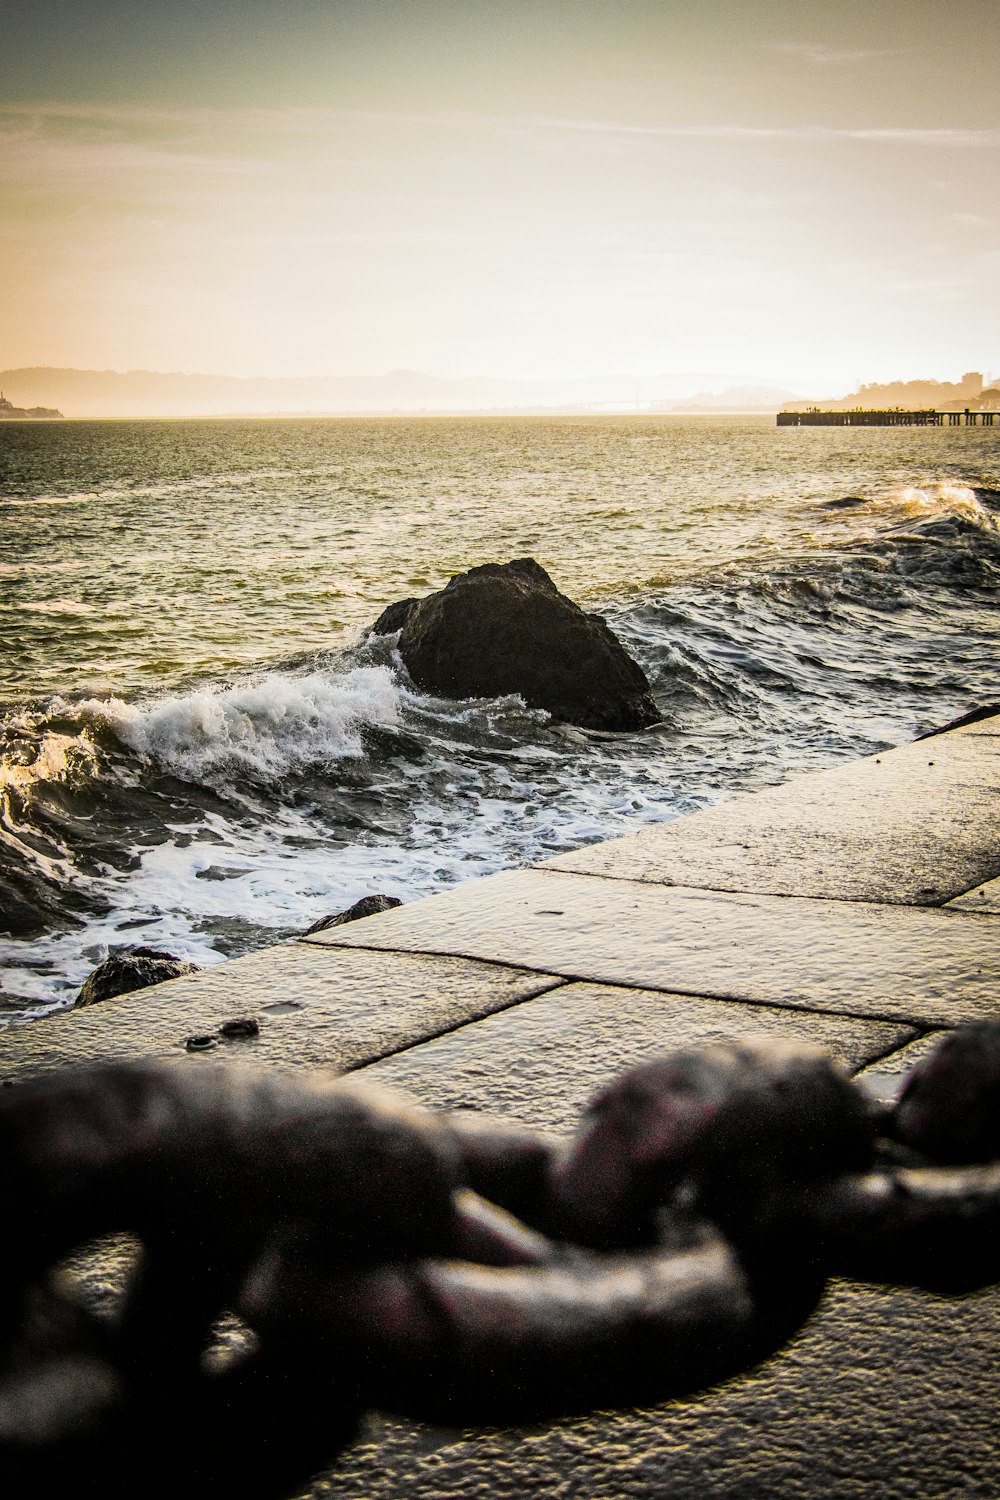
[{"x1": 70, "y1": 665, "x2": 408, "y2": 789}]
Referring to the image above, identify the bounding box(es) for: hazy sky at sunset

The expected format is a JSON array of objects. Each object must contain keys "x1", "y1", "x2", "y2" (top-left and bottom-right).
[{"x1": 3, "y1": 0, "x2": 998, "y2": 390}]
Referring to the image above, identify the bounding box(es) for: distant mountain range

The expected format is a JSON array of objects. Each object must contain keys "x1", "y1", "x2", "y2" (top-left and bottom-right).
[
  {"x1": 3, "y1": 366, "x2": 993, "y2": 419},
  {"x1": 0, "y1": 367, "x2": 806, "y2": 419}
]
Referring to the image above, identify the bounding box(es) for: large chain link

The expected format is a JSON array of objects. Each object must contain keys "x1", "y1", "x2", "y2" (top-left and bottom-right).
[{"x1": 1, "y1": 1022, "x2": 998, "y2": 1497}]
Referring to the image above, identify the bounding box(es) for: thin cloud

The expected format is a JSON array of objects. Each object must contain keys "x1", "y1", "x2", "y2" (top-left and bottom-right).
[
  {"x1": 2, "y1": 102, "x2": 998, "y2": 156},
  {"x1": 765, "y1": 41, "x2": 904, "y2": 66},
  {"x1": 516, "y1": 115, "x2": 1000, "y2": 149}
]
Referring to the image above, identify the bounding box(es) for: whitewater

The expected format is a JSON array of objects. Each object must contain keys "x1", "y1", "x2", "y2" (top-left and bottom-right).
[{"x1": 1, "y1": 415, "x2": 998, "y2": 1023}]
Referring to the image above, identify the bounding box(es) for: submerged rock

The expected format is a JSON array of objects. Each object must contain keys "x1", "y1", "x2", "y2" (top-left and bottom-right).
[
  {"x1": 74, "y1": 947, "x2": 200, "y2": 1008},
  {"x1": 377, "y1": 558, "x2": 660, "y2": 732},
  {"x1": 303, "y1": 894, "x2": 403, "y2": 936}
]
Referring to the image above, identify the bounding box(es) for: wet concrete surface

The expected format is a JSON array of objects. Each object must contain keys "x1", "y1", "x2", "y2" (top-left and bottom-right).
[
  {"x1": 311, "y1": 868, "x2": 1000, "y2": 1027},
  {"x1": 308, "y1": 1279, "x2": 1000, "y2": 1500},
  {"x1": 363, "y1": 981, "x2": 914, "y2": 1131},
  {"x1": 947, "y1": 877, "x2": 1000, "y2": 915},
  {"x1": 0, "y1": 944, "x2": 560, "y2": 1081},
  {"x1": 540, "y1": 721, "x2": 1000, "y2": 905}
]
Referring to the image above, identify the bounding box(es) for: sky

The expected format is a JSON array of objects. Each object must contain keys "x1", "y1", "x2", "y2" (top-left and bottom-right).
[{"x1": 2, "y1": 0, "x2": 999, "y2": 392}]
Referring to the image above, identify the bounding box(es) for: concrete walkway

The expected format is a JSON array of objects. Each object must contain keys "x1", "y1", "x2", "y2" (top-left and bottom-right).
[{"x1": 2, "y1": 714, "x2": 999, "y2": 1497}]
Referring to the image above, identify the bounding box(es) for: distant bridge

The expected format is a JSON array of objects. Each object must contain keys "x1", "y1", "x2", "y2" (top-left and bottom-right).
[{"x1": 777, "y1": 409, "x2": 998, "y2": 427}]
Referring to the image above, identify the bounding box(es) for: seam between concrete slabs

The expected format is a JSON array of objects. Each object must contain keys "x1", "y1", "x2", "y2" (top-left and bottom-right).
[
  {"x1": 858, "y1": 1026, "x2": 936, "y2": 1074},
  {"x1": 302, "y1": 865, "x2": 1000, "y2": 922},
  {"x1": 330, "y1": 971, "x2": 570, "y2": 1072},
  {"x1": 358, "y1": 984, "x2": 923, "y2": 1080},
  {"x1": 0, "y1": 947, "x2": 571, "y2": 1081},
  {"x1": 300, "y1": 938, "x2": 966, "y2": 1034},
  {"x1": 523, "y1": 862, "x2": 1000, "y2": 907},
  {"x1": 300, "y1": 864, "x2": 1000, "y2": 1029}
]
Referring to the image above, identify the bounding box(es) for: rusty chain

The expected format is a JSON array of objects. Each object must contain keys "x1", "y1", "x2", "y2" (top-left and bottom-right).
[{"x1": 1, "y1": 1022, "x2": 999, "y2": 1497}]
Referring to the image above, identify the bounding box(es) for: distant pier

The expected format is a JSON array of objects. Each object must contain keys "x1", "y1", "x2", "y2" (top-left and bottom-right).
[{"x1": 777, "y1": 408, "x2": 998, "y2": 427}]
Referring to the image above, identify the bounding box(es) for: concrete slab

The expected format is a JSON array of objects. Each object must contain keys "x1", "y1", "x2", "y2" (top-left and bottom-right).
[
  {"x1": 0, "y1": 944, "x2": 561, "y2": 1081},
  {"x1": 309, "y1": 868, "x2": 1000, "y2": 1028},
  {"x1": 540, "y1": 716, "x2": 1000, "y2": 905},
  {"x1": 363, "y1": 982, "x2": 914, "y2": 1131},
  {"x1": 946, "y1": 877, "x2": 1000, "y2": 915},
  {"x1": 309, "y1": 1282, "x2": 1000, "y2": 1500}
]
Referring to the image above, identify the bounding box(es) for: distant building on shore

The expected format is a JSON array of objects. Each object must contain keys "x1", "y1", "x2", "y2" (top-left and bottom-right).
[
  {"x1": 783, "y1": 370, "x2": 1000, "y2": 415},
  {"x1": 0, "y1": 391, "x2": 64, "y2": 419}
]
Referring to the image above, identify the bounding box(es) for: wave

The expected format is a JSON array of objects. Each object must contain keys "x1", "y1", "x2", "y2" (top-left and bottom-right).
[
  {"x1": 792, "y1": 482, "x2": 1000, "y2": 597},
  {"x1": 0, "y1": 494, "x2": 95, "y2": 508},
  {"x1": 18, "y1": 599, "x2": 100, "y2": 618},
  {"x1": 67, "y1": 664, "x2": 408, "y2": 789},
  {"x1": 4, "y1": 488, "x2": 996, "y2": 815},
  {"x1": 859, "y1": 481, "x2": 998, "y2": 527}
]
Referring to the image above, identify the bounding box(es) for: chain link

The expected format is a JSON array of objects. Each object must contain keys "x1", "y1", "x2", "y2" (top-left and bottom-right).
[{"x1": 1, "y1": 1022, "x2": 999, "y2": 1496}]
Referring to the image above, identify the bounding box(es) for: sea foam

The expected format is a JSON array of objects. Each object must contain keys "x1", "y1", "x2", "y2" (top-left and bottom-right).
[
  {"x1": 71, "y1": 665, "x2": 405, "y2": 787},
  {"x1": 877, "y1": 482, "x2": 998, "y2": 530}
]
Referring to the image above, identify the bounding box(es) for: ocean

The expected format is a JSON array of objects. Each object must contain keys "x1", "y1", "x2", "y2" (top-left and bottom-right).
[{"x1": 1, "y1": 415, "x2": 998, "y2": 1023}]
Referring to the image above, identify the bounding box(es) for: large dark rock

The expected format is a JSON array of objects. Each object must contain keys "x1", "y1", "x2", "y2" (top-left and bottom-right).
[
  {"x1": 74, "y1": 946, "x2": 200, "y2": 1008},
  {"x1": 302, "y1": 894, "x2": 403, "y2": 936},
  {"x1": 370, "y1": 598, "x2": 419, "y2": 636},
  {"x1": 388, "y1": 559, "x2": 660, "y2": 732}
]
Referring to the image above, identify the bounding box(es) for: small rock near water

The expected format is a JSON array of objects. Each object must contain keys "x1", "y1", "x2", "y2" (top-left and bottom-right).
[
  {"x1": 218, "y1": 1017, "x2": 261, "y2": 1040},
  {"x1": 378, "y1": 558, "x2": 660, "y2": 732},
  {"x1": 74, "y1": 947, "x2": 201, "y2": 1008},
  {"x1": 303, "y1": 893, "x2": 403, "y2": 936}
]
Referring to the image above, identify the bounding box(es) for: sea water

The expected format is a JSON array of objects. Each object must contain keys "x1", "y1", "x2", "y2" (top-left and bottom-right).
[{"x1": 1, "y1": 415, "x2": 997, "y2": 1021}]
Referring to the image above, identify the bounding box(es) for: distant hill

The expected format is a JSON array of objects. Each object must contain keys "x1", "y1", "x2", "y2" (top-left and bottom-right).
[
  {"x1": 658, "y1": 385, "x2": 801, "y2": 412},
  {"x1": 783, "y1": 371, "x2": 995, "y2": 413},
  {"x1": 0, "y1": 367, "x2": 806, "y2": 420},
  {"x1": 0, "y1": 392, "x2": 62, "y2": 419}
]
